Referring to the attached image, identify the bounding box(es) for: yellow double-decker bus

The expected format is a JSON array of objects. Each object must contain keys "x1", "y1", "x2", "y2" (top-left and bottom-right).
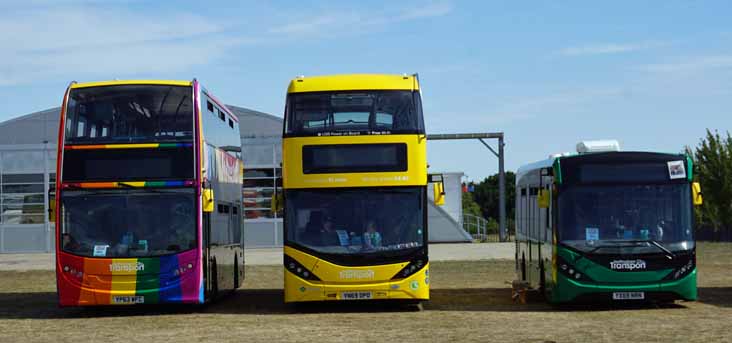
[{"x1": 281, "y1": 74, "x2": 430, "y2": 305}]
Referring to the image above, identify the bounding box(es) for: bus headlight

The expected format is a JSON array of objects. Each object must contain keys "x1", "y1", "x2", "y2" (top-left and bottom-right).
[
  {"x1": 556, "y1": 255, "x2": 592, "y2": 282},
  {"x1": 664, "y1": 255, "x2": 695, "y2": 281},
  {"x1": 284, "y1": 255, "x2": 320, "y2": 281},
  {"x1": 391, "y1": 258, "x2": 428, "y2": 280}
]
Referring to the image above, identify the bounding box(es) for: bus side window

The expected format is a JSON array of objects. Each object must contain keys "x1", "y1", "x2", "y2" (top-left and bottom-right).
[
  {"x1": 529, "y1": 186, "x2": 539, "y2": 240},
  {"x1": 520, "y1": 187, "x2": 527, "y2": 237}
]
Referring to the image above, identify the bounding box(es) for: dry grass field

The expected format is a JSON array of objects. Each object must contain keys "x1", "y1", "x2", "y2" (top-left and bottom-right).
[{"x1": 1, "y1": 243, "x2": 732, "y2": 342}]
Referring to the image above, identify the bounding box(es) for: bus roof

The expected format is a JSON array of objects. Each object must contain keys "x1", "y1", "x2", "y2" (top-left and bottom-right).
[
  {"x1": 70, "y1": 80, "x2": 192, "y2": 89},
  {"x1": 516, "y1": 151, "x2": 689, "y2": 184},
  {"x1": 287, "y1": 74, "x2": 419, "y2": 93}
]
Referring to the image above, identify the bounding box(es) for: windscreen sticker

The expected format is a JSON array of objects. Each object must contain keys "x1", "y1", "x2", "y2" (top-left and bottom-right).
[
  {"x1": 336, "y1": 230, "x2": 350, "y2": 246},
  {"x1": 623, "y1": 230, "x2": 633, "y2": 239},
  {"x1": 668, "y1": 160, "x2": 686, "y2": 180},
  {"x1": 93, "y1": 245, "x2": 109, "y2": 257},
  {"x1": 585, "y1": 227, "x2": 599, "y2": 241}
]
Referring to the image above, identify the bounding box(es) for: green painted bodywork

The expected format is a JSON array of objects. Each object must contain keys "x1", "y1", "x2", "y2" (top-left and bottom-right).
[
  {"x1": 546, "y1": 246, "x2": 697, "y2": 304},
  {"x1": 553, "y1": 158, "x2": 562, "y2": 185}
]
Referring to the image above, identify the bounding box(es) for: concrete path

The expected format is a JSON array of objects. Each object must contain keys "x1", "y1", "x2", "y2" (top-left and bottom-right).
[{"x1": 0, "y1": 243, "x2": 515, "y2": 271}]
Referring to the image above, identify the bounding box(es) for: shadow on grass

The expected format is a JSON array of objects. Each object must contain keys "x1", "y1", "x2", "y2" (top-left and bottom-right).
[
  {"x1": 0, "y1": 287, "x2": 693, "y2": 319},
  {"x1": 697, "y1": 287, "x2": 732, "y2": 308},
  {"x1": 0, "y1": 292, "x2": 207, "y2": 319}
]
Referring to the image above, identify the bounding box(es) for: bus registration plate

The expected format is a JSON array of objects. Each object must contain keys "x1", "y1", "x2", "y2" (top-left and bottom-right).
[
  {"x1": 112, "y1": 296, "x2": 145, "y2": 304},
  {"x1": 612, "y1": 292, "x2": 644, "y2": 300},
  {"x1": 341, "y1": 291, "x2": 373, "y2": 300}
]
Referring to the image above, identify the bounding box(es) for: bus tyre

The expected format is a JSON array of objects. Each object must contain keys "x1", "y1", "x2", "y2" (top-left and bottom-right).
[
  {"x1": 539, "y1": 262, "x2": 546, "y2": 299},
  {"x1": 521, "y1": 254, "x2": 527, "y2": 282},
  {"x1": 234, "y1": 256, "x2": 240, "y2": 291},
  {"x1": 211, "y1": 259, "x2": 219, "y2": 299}
]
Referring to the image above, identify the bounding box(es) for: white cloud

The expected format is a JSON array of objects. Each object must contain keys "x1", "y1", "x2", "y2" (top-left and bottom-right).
[
  {"x1": 639, "y1": 55, "x2": 732, "y2": 73},
  {"x1": 559, "y1": 42, "x2": 663, "y2": 56},
  {"x1": 267, "y1": 2, "x2": 453, "y2": 36},
  {"x1": 0, "y1": 6, "x2": 245, "y2": 86},
  {"x1": 397, "y1": 2, "x2": 453, "y2": 21}
]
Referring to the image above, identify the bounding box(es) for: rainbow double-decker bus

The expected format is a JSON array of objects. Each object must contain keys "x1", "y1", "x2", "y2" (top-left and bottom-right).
[
  {"x1": 55, "y1": 80, "x2": 244, "y2": 306},
  {"x1": 281, "y1": 74, "x2": 431, "y2": 305},
  {"x1": 515, "y1": 140, "x2": 703, "y2": 304}
]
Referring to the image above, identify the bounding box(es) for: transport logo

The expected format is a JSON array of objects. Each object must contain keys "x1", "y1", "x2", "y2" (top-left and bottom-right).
[
  {"x1": 609, "y1": 259, "x2": 646, "y2": 271},
  {"x1": 109, "y1": 262, "x2": 145, "y2": 272},
  {"x1": 339, "y1": 269, "x2": 375, "y2": 280}
]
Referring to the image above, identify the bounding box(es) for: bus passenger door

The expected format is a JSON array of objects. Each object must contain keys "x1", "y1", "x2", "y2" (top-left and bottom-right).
[{"x1": 203, "y1": 212, "x2": 212, "y2": 297}]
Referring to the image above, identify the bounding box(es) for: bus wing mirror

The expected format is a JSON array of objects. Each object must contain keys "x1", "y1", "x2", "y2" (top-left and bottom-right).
[
  {"x1": 203, "y1": 189, "x2": 215, "y2": 212},
  {"x1": 48, "y1": 187, "x2": 56, "y2": 222},
  {"x1": 428, "y1": 174, "x2": 445, "y2": 206},
  {"x1": 538, "y1": 189, "x2": 550, "y2": 209},
  {"x1": 692, "y1": 182, "x2": 703, "y2": 206},
  {"x1": 433, "y1": 182, "x2": 445, "y2": 206},
  {"x1": 270, "y1": 193, "x2": 283, "y2": 212},
  {"x1": 48, "y1": 199, "x2": 56, "y2": 222}
]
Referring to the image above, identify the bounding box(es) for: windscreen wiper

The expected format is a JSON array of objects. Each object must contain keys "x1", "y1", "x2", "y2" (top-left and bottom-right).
[
  {"x1": 625, "y1": 239, "x2": 676, "y2": 260},
  {"x1": 587, "y1": 241, "x2": 644, "y2": 254}
]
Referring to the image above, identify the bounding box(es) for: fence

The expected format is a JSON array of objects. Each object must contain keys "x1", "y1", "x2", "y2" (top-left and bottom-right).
[{"x1": 463, "y1": 214, "x2": 513, "y2": 242}]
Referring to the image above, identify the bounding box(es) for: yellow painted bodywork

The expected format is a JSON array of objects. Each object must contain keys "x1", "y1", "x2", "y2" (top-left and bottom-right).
[
  {"x1": 202, "y1": 189, "x2": 214, "y2": 212},
  {"x1": 283, "y1": 246, "x2": 429, "y2": 303},
  {"x1": 71, "y1": 80, "x2": 192, "y2": 89},
  {"x1": 282, "y1": 134, "x2": 427, "y2": 189},
  {"x1": 692, "y1": 182, "x2": 703, "y2": 206},
  {"x1": 433, "y1": 181, "x2": 445, "y2": 206},
  {"x1": 287, "y1": 74, "x2": 419, "y2": 93},
  {"x1": 109, "y1": 258, "x2": 138, "y2": 304}
]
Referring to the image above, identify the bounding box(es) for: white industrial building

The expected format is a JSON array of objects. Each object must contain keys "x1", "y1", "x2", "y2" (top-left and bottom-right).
[{"x1": 0, "y1": 106, "x2": 470, "y2": 253}]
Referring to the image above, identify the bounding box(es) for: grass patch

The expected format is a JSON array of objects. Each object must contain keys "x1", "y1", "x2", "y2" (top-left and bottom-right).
[{"x1": 1, "y1": 242, "x2": 731, "y2": 342}]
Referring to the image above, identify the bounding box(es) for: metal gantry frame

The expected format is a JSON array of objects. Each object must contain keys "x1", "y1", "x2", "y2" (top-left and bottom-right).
[{"x1": 426, "y1": 132, "x2": 507, "y2": 241}]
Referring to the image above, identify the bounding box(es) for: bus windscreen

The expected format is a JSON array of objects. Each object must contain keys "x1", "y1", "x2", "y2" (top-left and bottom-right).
[
  {"x1": 60, "y1": 189, "x2": 196, "y2": 258},
  {"x1": 285, "y1": 187, "x2": 425, "y2": 255},
  {"x1": 65, "y1": 85, "x2": 194, "y2": 144},
  {"x1": 558, "y1": 183, "x2": 693, "y2": 253},
  {"x1": 286, "y1": 90, "x2": 424, "y2": 136}
]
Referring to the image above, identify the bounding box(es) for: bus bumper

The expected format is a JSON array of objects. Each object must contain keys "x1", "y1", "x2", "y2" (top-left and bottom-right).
[
  {"x1": 56, "y1": 251, "x2": 204, "y2": 306},
  {"x1": 550, "y1": 269, "x2": 697, "y2": 304},
  {"x1": 284, "y1": 264, "x2": 430, "y2": 303}
]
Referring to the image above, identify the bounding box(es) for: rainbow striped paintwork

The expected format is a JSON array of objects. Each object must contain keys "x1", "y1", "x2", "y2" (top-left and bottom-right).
[
  {"x1": 61, "y1": 180, "x2": 195, "y2": 189},
  {"x1": 65, "y1": 143, "x2": 192, "y2": 150},
  {"x1": 57, "y1": 250, "x2": 203, "y2": 305}
]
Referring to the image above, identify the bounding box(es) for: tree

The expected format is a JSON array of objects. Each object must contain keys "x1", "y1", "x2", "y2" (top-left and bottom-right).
[
  {"x1": 688, "y1": 129, "x2": 732, "y2": 239},
  {"x1": 469, "y1": 171, "x2": 516, "y2": 226},
  {"x1": 461, "y1": 191, "x2": 483, "y2": 218}
]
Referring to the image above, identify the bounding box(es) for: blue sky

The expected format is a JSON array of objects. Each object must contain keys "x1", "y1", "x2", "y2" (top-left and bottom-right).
[{"x1": 1, "y1": 1, "x2": 731, "y2": 180}]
